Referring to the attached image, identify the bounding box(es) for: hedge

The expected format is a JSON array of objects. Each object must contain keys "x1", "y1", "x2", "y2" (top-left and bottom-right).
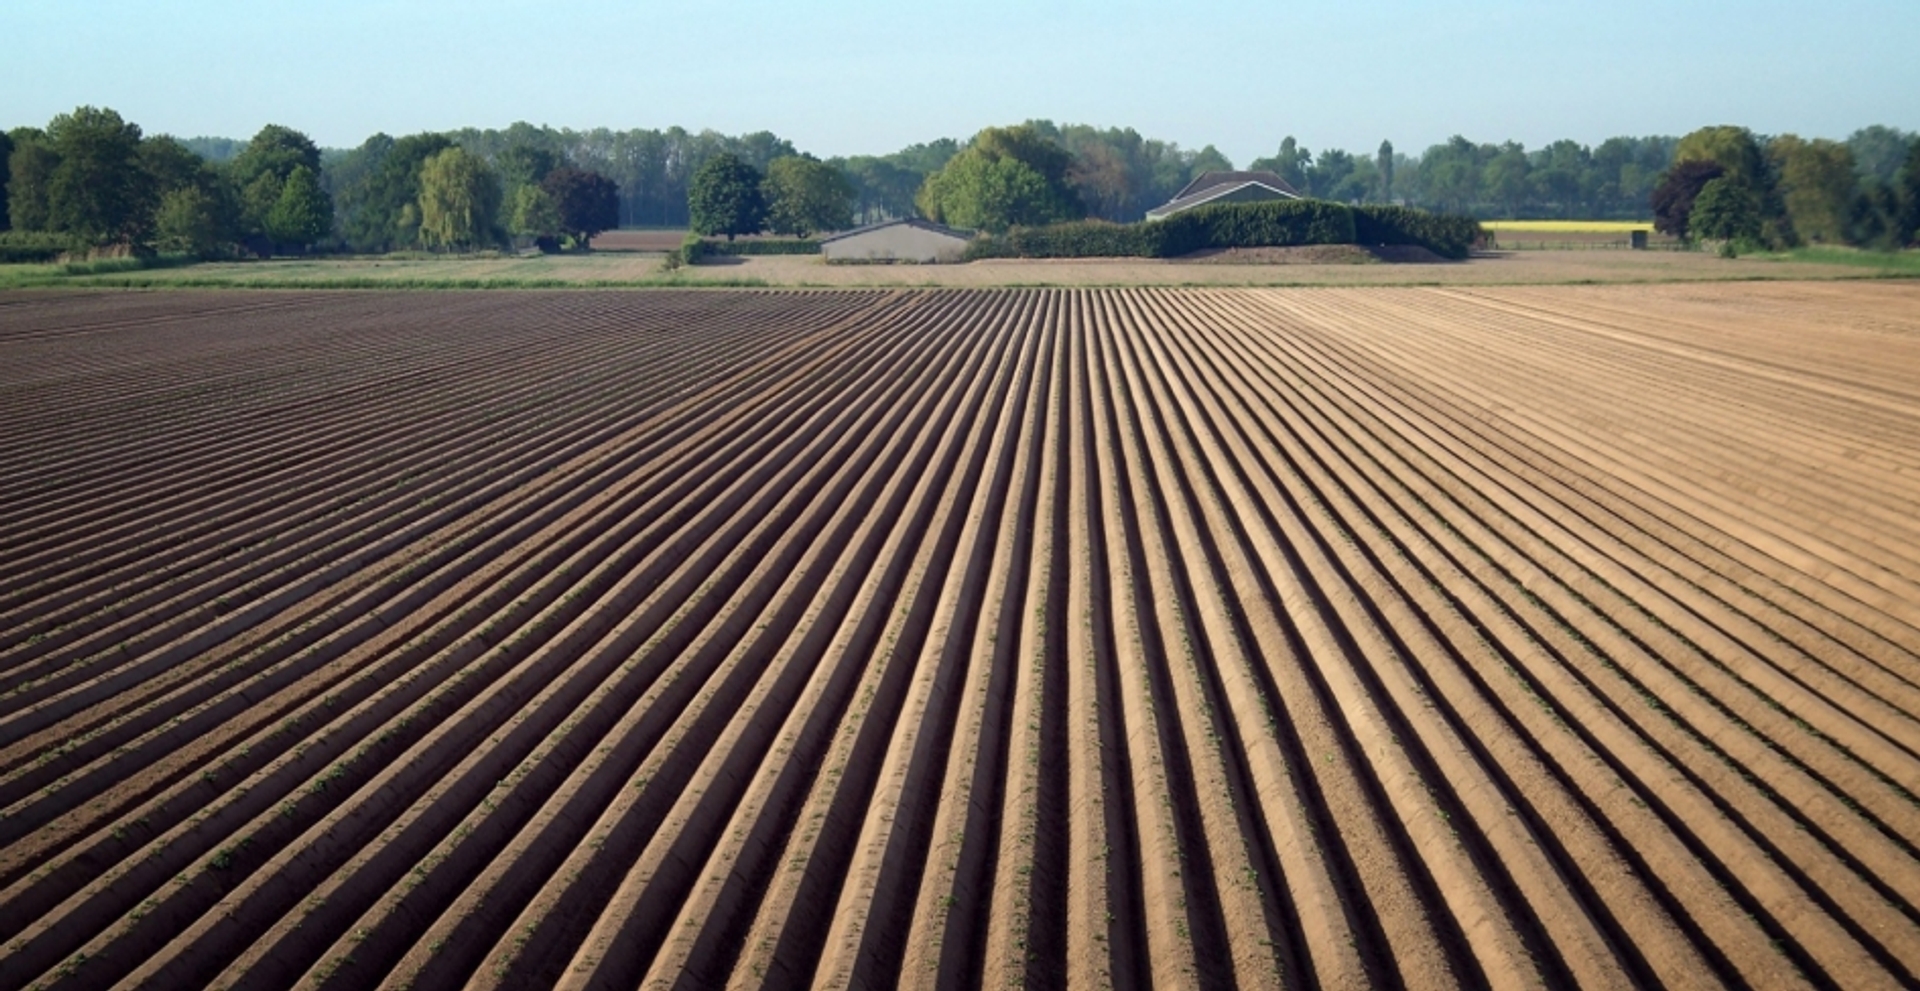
[
  {"x1": 0, "y1": 232, "x2": 89, "y2": 264},
  {"x1": 1153, "y1": 199, "x2": 1357, "y2": 255},
  {"x1": 682, "y1": 237, "x2": 820, "y2": 262},
  {"x1": 965, "y1": 221, "x2": 1155, "y2": 260},
  {"x1": 1352, "y1": 205, "x2": 1484, "y2": 260},
  {"x1": 965, "y1": 200, "x2": 1479, "y2": 261}
]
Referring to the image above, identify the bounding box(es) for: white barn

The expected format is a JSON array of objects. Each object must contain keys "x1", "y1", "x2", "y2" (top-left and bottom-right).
[{"x1": 819, "y1": 218, "x2": 973, "y2": 263}]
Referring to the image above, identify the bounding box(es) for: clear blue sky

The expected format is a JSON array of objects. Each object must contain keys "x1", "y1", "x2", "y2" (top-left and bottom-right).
[{"x1": 5, "y1": 1, "x2": 1915, "y2": 162}]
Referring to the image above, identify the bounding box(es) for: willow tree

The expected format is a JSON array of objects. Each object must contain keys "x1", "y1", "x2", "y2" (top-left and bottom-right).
[{"x1": 417, "y1": 146, "x2": 500, "y2": 252}]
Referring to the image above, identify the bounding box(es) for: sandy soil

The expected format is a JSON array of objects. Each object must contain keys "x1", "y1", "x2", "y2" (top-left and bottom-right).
[{"x1": 1, "y1": 283, "x2": 1917, "y2": 989}]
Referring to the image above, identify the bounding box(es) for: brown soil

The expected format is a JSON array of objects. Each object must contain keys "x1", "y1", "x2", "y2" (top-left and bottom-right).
[
  {"x1": 2, "y1": 284, "x2": 1917, "y2": 990},
  {"x1": 584, "y1": 228, "x2": 687, "y2": 252}
]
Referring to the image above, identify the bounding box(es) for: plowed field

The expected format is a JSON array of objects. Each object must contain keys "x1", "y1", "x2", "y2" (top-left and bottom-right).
[{"x1": 1, "y1": 284, "x2": 1917, "y2": 990}]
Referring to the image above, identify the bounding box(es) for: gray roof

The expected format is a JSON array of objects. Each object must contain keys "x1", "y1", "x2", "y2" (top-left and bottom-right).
[
  {"x1": 1146, "y1": 171, "x2": 1301, "y2": 220},
  {"x1": 817, "y1": 217, "x2": 975, "y2": 244},
  {"x1": 1170, "y1": 170, "x2": 1299, "y2": 201}
]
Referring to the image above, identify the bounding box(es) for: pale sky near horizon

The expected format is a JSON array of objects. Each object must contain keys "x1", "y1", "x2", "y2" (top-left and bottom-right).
[{"x1": 5, "y1": 1, "x2": 1915, "y2": 163}]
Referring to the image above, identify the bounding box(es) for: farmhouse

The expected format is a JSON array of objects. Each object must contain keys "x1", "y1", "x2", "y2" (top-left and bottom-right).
[
  {"x1": 1145, "y1": 169, "x2": 1301, "y2": 220},
  {"x1": 819, "y1": 218, "x2": 973, "y2": 263}
]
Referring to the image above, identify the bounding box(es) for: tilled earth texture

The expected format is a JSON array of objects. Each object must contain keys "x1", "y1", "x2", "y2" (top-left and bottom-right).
[{"x1": 1, "y1": 284, "x2": 1918, "y2": 990}]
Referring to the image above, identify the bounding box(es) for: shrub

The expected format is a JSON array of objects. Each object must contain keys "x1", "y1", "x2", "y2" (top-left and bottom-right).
[
  {"x1": 958, "y1": 200, "x2": 1480, "y2": 261},
  {"x1": 1352, "y1": 205, "x2": 1483, "y2": 259},
  {"x1": 0, "y1": 231, "x2": 87, "y2": 263},
  {"x1": 1153, "y1": 199, "x2": 1358, "y2": 255},
  {"x1": 965, "y1": 220, "x2": 1154, "y2": 260},
  {"x1": 700, "y1": 238, "x2": 819, "y2": 256},
  {"x1": 1691, "y1": 177, "x2": 1767, "y2": 251}
]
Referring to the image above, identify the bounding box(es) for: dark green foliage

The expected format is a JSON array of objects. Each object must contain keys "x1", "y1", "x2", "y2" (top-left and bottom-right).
[
  {"x1": 1249, "y1": 136, "x2": 1311, "y2": 190},
  {"x1": 140, "y1": 137, "x2": 210, "y2": 197},
  {"x1": 917, "y1": 125, "x2": 1085, "y2": 233},
  {"x1": 1651, "y1": 160, "x2": 1725, "y2": 239},
  {"x1": 762, "y1": 156, "x2": 854, "y2": 237},
  {"x1": 688, "y1": 153, "x2": 765, "y2": 241},
  {"x1": 676, "y1": 235, "x2": 818, "y2": 265},
  {"x1": 1844, "y1": 179, "x2": 1903, "y2": 250},
  {"x1": 153, "y1": 187, "x2": 228, "y2": 257},
  {"x1": 964, "y1": 200, "x2": 1476, "y2": 261},
  {"x1": 336, "y1": 133, "x2": 456, "y2": 252},
  {"x1": 1351, "y1": 205, "x2": 1484, "y2": 259},
  {"x1": 497, "y1": 144, "x2": 564, "y2": 190},
  {"x1": 1689, "y1": 177, "x2": 1764, "y2": 247},
  {"x1": 416, "y1": 147, "x2": 501, "y2": 252},
  {"x1": 1378, "y1": 140, "x2": 1395, "y2": 202},
  {"x1": 964, "y1": 220, "x2": 1154, "y2": 259},
  {"x1": 180, "y1": 136, "x2": 246, "y2": 163},
  {"x1": 700, "y1": 238, "x2": 819, "y2": 256},
  {"x1": 541, "y1": 167, "x2": 621, "y2": 248},
  {"x1": 0, "y1": 129, "x2": 11, "y2": 231},
  {"x1": 7, "y1": 133, "x2": 55, "y2": 232},
  {"x1": 1900, "y1": 138, "x2": 1920, "y2": 247},
  {"x1": 265, "y1": 165, "x2": 333, "y2": 250},
  {"x1": 231, "y1": 125, "x2": 322, "y2": 191},
  {"x1": 0, "y1": 230, "x2": 87, "y2": 263},
  {"x1": 44, "y1": 107, "x2": 154, "y2": 244},
  {"x1": 1155, "y1": 198, "x2": 1359, "y2": 255}
]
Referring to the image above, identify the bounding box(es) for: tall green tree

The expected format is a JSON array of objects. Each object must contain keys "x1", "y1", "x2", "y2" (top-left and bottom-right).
[
  {"x1": 45, "y1": 106, "x2": 154, "y2": 244},
  {"x1": 153, "y1": 186, "x2": 225, "y2": 257},
  {"x1": 507, "y1": 184, "x2": 562, "y2": 243},
  {"x1": 1846, "y1": 126, "x2": 1912, "y2": 184},
  {"x1": 1899, "y1": 138, "x2": 1920, "y2": 247},
  {"x1": 1673, "y1": 125, "x2": 1792, "y2": 246},
  {"x1": 762, "y1": 156, "x2": 854, "y2": 237},
  {"x1": 497, "y1": 143, "x2": 563, "y2": 190},
  {"x1": 416, "y1": 146, "x2": 500, "y2": 251},
  {"x1": 1250, "y1": 136, "x2": 1311, "y2": 189},
  {"x1": 6, "y1": 130, "x2": 55, "y2": 231},
  {"x1": 837, "y1": 155, "x2": 922, "y2": 223},
  {"x1": 336, "y1": 132, "x2": 455, "y2": 252},
  {"x1": 1481, "y1": 143, "x2": 1531, "y2": 216},
  {"x1": 1378, "y1": 140, "x2": 1394, "y2": 202},
  {"x1": 0, "y1": 129, "x2": 11, "y2": 231},
  {"x1": 1689, "y1": 176, "x2": 1763, "y2": 245},
  {"x1": 541, "y1": 167, "x2": 620, "y2": 247},
  {"x1": 265, "y1": 164, "x2": 333, "y2": 250},
  {"x1": 1651, "y1": 159, "x2": 1725, "y2": 239},
  {"x1": 229, "y1": 124, "x2": 322, "y2": 239},
  {"x1": 231, "y1": 124, "x2": 322, "y2": 190},
  {"x1": 916, "y1": 124, "x2": 1083, "y2": 232},
  {"x1": 687, "y1": 153, "x2": 765, "y2": 240},
  {"x1": 1771, "y1": 135, "x2": 1856, "y2": 244}
]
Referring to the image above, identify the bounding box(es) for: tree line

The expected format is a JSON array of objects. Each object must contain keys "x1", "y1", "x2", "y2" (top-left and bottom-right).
[
  {"x1": 6, "y1": 106, "x2": 1918, "y2": 256},
  {"x1": 1645, "y1": 125, "x2": 1920, "y2": 251}
]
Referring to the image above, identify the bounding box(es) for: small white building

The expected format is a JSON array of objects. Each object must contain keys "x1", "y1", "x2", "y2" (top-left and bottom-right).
[{"x1": 819, "y1": 218, "x2": 974, "y2": 263}]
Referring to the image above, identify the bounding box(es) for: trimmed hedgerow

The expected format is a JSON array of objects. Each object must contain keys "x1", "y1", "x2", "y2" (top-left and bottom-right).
[
  {"x1": 1352, "y1": 205, "x2": 1484, "y2": 260},
  {"x1": 967, "y1": 199, "x2": 1481, "y2": 260},
  {"x1": 701, "y1": 238, "x2": 820, "y2": 256},
  {"x1": 675, "y1": 236, "x2": 820, "y2": 265},
  {"x1": 1153, "y1": 199, "x2": 1358, "y2": 255},
  {"x1": 965, "y1": 220, "x2": 1155, "y2": 260}
]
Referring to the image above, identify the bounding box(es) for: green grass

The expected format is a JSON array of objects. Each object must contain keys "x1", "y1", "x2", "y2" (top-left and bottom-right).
[
  {"x1": 1758, "y1": 245, "x2": 1920, "y2": 274},
  {"x1": 0, "y1": 253, "x2": 770, "y2": 290}
]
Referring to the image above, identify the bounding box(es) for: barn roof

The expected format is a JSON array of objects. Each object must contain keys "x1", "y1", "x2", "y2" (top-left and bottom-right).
[
  {"x1": 1170, "y1": 169, "x2": 1300, "y2": 201},
  {"x1": 818, "y1": 217, "x2": 975, "y2": 244},
  {"x1": 1146, "y1": 170, "x2": 1302, "y2": 220}
]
